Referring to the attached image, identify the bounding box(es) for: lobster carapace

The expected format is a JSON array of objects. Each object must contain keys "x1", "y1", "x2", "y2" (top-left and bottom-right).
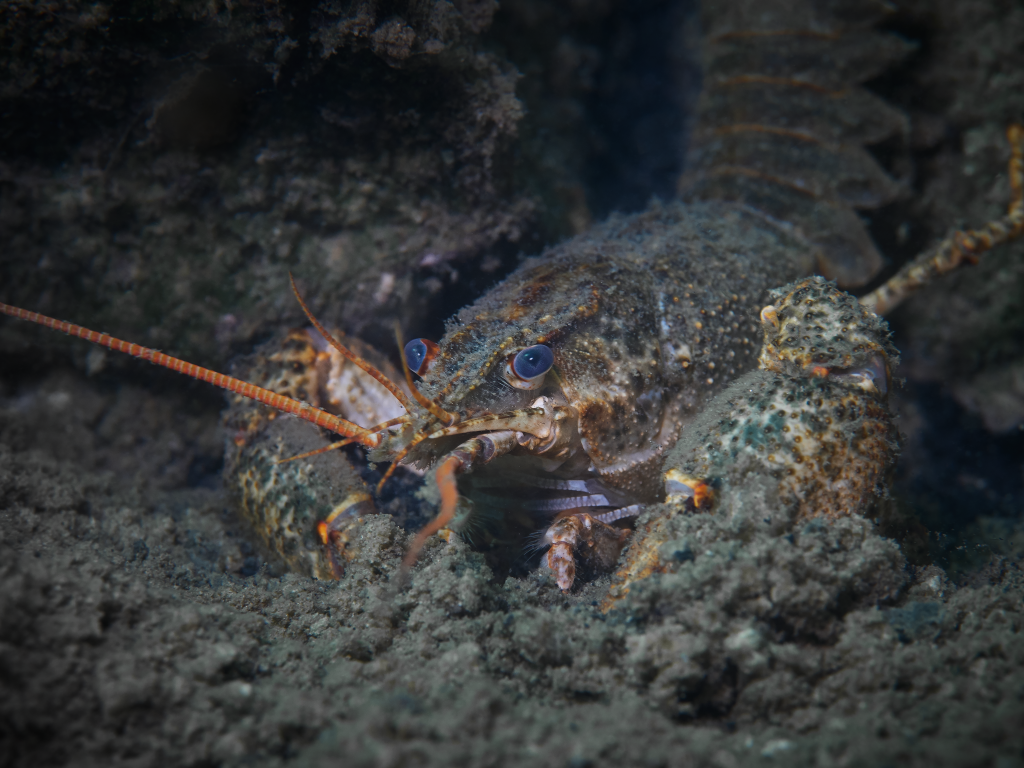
[{"x1": 383, "y1": 202, "x2": 818, "y2": 574}]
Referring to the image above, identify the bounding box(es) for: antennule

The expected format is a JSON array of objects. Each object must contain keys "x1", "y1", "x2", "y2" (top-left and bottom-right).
[
  {"x1": 275, "y1": 438, "x2": 356, "y2": 465},
  {"x1": 289, "y1": 273, "x2": 414, "y2": 414}
]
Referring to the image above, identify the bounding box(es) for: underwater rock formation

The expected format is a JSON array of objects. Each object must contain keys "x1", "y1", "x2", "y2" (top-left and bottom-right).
[{"x1": 1, "y1": 0, "x2": 543, "y2": 364}]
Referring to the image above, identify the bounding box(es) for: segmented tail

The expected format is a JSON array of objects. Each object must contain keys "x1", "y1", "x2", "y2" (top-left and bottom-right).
[
  {"x1": 0, "y1": 302, "x2": 380, "y2": 448},
  {"x1": 681, "y1": 0, "x2": 911, "y2": 287}
]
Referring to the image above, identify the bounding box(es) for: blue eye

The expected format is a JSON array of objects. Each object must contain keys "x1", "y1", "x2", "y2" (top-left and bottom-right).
[
  {"x1": 404, "y1": 338, "x2": 438, "y2": 376},
  {"x1": 512, "y1": 344, "x2": 554, "y2": 381}
]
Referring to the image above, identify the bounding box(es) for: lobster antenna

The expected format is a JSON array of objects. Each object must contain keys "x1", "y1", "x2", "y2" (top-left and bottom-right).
[
  {"x1": 288, "y1": 273, "x2": 415, "y2": 414},
  {"x1": 0, "y1": 303, "x2": 380, "y2": 448},
  {"x1": 861, "y1": 124, "x2": 1024, "y2": 316}
]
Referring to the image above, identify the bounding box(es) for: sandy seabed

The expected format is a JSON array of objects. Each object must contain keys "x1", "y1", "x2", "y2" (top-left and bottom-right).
[{"x1": 1, "y1": 366, "x2": 1022, "y2": 768}]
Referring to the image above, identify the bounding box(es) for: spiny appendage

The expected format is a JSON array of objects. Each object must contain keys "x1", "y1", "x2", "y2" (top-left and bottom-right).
[
  {"x1": 289, "y1": 272, "x2": 414, "y2": 415},
  {"x1": 692, "y1": 278, "x2": 898, "y2": 521},
  {"x1": 602, "y1": 514, "x2": 674, "y2": 611},
  {"x1": 402, "y1": 431, "x2": 518, "y2": 570},
  {"x1": 861, "y1": 124, "x2": 1024, "y2": 316},
  {"x1": 545, "y1": 515, "x2": 587, "y2": 592},
  {"x1": 608, "y1": 381, "x2": 896, "y2": 610},
  {"x1": 0, "y1": 302, "x2": 379, "y2": 448},
  {"x1": 543, "y1": 513, "x2": 629, "y2": 593}
]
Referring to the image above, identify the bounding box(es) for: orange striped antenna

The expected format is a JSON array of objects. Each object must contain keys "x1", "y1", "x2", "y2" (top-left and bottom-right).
[
  {"x1": 0, "y1": 302, "x2": 380, "y2": 449},
  {"x1": 366, "y1": 413, "x2": 412, "y2": 434},
  {"x1": 288, "y1": 273, "x2": 415, "y2": 414}
]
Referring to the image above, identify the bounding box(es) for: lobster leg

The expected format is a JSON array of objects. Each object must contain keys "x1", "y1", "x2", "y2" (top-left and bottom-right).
[
  {"x1": 544, "y1": 513, "x2": 630, "y2": 592},
  {"x1": 402, "y1": 430, "x2": 518, "y2": 568}
]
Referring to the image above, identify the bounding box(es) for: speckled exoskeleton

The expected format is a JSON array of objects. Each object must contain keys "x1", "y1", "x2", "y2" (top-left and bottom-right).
[
  {"x1": 2, "y1": 2, "x2": 1022, "y2": 592},
  {"x1": 672, "y1": 274, "x2": 902, "y2": 527},
  {"x1": 606, "y1": 276, "x2": 902, "y2": 603}
]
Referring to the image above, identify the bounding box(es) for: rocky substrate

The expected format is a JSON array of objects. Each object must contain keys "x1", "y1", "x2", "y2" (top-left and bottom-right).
[{"x1": 1, "y1": 372, "x2": 1021, "y2": 767}]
